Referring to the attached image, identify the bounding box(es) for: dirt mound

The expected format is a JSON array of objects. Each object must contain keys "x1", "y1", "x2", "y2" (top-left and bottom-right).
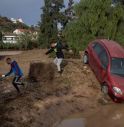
[{"x1": 29, "y1": 61, "x2": 55, "y2": 82}]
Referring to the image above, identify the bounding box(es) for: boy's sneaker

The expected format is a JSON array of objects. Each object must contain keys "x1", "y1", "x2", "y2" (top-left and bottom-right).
[
  {"x1": 58, "y1": 69, "x2": 63, "y2": 75},
  {"x1": 22, "y1": 83, "x2": 27, "y2": 89}
]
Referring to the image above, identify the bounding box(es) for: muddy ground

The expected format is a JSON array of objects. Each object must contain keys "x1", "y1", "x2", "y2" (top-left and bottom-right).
[{"x1": 0, "y1": 49, "x2": 124, "y2": 127}]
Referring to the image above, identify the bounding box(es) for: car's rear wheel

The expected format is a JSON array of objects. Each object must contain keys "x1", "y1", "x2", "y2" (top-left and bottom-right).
[{"x1": 83, "y1": 53, "x2": 89, "y2": 64}]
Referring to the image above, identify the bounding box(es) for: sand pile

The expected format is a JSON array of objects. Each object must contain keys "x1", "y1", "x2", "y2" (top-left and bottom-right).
[{"x1": 29, "y1": 61, "x2": 55, "y2": 82}]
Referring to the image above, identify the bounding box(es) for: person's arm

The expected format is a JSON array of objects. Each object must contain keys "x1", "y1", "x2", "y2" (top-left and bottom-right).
[
  {"x1": 5, "y1": 67, "x2": 13, "y2": 77},
  {"x1": 45, "y1": 48, "x2": 54, "y2": 55}
]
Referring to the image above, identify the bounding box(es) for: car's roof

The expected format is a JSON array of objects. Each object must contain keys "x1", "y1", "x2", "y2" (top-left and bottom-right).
[{"x1": 96, "y1": 39, "x2": 124, "y2": 58}]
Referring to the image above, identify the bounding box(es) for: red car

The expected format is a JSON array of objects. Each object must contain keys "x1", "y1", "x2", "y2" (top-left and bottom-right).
[{"x1": 83, "y1": 39, "x2": 124, "y2": 102}]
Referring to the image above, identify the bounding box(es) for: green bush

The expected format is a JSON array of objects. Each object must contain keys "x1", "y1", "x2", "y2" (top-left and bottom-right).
[
  {"x1": 64, "y1": 0, "x2": 124, "y2": 53},
  {"x1": 0, "y1": 33, "x2": 39, "y2": 50},
  {"x1": 0, "y1": 42, "x2": 19, "y2": 50}
]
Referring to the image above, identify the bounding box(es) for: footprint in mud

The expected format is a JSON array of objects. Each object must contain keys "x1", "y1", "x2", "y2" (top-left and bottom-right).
[{"x1": 98, "y1": 96, "x2": 112, "y2": 105}]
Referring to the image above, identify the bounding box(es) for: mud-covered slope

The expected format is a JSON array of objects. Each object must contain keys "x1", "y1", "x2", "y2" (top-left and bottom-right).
[{"x1": 0, "y1": 50, "x2": 124, "y2": 127}]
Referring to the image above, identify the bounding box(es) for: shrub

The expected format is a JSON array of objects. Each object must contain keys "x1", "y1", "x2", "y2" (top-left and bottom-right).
[{"x1": 64, "y1": 0, "x2": 124, "y2": 53}]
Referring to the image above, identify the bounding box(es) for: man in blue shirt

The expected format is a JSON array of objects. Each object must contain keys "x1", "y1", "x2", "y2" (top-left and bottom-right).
[{"x1": 2, "y1": 58, "x2": 24, "y2": 93}]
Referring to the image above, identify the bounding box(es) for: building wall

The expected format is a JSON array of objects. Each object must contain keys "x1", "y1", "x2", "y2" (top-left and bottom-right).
[
  {"x1": 13, "y1": 30, "x2": 24, "y2": 35},
  {"x1": 2, "y1": 35, "x2": 17, "y2": 43}
]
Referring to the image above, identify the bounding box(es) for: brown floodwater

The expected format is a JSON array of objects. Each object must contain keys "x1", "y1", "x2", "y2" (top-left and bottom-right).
[
  {"x1": 86, "y1": 104, "x2": 124, "y2": 127},
  {"x1": 56, "y1": 103, "x2": 124, "y2": 127},
  {"x1": 56, "y1": 114, "x2": 85, "y2": 127},
  {"x1": 57, "y1": 118, "x2": 85, "y2": 127}
]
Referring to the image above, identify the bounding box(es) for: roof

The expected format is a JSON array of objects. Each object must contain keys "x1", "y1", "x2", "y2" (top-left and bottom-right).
[
  {"x1": 99, "y1": 39, "x2": 124, "y2": 58},
  {"x1": 14, "y1": 29, "x2": 31, "y2": 33},
  {"x1": 3, "y1": 33, "x2": 17, "y2": 36}
]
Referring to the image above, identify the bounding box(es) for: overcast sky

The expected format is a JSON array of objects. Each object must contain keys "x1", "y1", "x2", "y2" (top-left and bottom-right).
[{"x1": 0, "y1": 0, "x2": 79, "y2": 26}]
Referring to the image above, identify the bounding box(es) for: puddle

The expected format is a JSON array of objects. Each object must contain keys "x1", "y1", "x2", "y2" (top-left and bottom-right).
[
  {"x1": 57, "y1": 118, "x2": 85, "y2": 127},
  {"x1": 55, "y1": 104, "x2": 124, "y2": 127},
  {"x1": 56, "y1": 114, "x2": 86, "y2": 127}
]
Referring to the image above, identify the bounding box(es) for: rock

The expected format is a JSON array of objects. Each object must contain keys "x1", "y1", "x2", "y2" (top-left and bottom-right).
[{"x1": 112, "y1": 114, "x2": 122, "y2": 120}]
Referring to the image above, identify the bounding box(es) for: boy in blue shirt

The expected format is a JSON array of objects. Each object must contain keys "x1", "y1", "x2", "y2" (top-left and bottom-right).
[{"x1": 2, "y1": 58, "x2": 24, "y2": 93}]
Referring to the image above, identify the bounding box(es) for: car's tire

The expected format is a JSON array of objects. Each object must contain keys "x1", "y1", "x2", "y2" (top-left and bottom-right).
[
  {"x1": 83, "y1": 53, "x2": 89, "y2": 64},
  {"x1": 101, "y1": 85, "x2": 108, "y2": 95}
]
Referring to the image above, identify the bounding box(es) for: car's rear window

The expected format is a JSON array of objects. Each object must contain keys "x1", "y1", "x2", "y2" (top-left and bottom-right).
[
  {"x1": 93, "y1": 42, "x2": 109, "y2": 69},
  {"x1": 93, "y1": 43, "x2": 103, "y2": 56}
]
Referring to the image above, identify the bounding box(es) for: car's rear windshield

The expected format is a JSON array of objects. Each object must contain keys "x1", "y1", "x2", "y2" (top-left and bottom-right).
[{"x1": 111, "y1": 58, "x2": 124, "y2": 77}]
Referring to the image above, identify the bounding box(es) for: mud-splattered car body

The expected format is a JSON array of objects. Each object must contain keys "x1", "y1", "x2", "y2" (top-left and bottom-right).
[{"x1": 83, "y1": 39, "x2": 124, "y2": 102}]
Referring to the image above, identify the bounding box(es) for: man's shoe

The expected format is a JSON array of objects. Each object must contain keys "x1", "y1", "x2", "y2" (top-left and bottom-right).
[
  {"x1": 22, "y1": 83, "x2": 27, "y2": 89},
  {"x1": 58, "y1": 69, "x2": 63, "y2": 75}
]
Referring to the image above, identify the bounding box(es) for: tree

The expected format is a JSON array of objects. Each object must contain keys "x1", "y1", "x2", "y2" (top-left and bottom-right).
[
  {"x1": 0, "y1": 31, "x2": 2, "y2": 42},
  {"x1": 118, "y1": 0, "x2": 124, "y2": 4},
  {"x1": 64, "y1": 0, "x2": 124, "y2": 53},
  {"x1": 17, "y1": 32, "x2": 39, "y2": 50},
  {"x1": 61, "y1": 0, "x2": 75, "y2": 29},
  {"x1": 39, "y1": 0, "x2": 65, "y2": 47},
  {"x1": 65, "y1": 0, "x2": 75, "y2": 21},
  {"x1": 112, "y1": 0, "x2": 124, "y2": 5}
]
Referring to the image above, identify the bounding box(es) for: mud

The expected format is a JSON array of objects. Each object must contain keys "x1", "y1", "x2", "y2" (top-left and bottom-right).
[
  {"x1": 57, "y1": 118, "x2": 85, "y2": 127},
  {"x1": 0, "y1": 49, "x2": 124, "y2": 127},
  {"x1": 0, "y1": 51, "x2": 22, "y2": 56},
  {"x1": 86, "y1": 104, "x2": 124, "y2": 127},
  {"x1": 56, "y1": 114, "x2": 85, "y2": 127},
  {"x1": 55, "y1": 103, "x2": 124, "y2": 127},
  {"x1": 29, "y1": 62, "x2": 55, "y2": 82}
]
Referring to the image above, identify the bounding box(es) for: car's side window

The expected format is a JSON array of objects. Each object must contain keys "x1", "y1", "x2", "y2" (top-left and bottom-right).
[
  {"x1": 93, "y1": 42, "x2": 103, "y2": 56},
  {"x1": 93, "y1": 42, "x2": 109, "y2": 69},
  {"x1": 99, "y1": 49, "x2": 109, "y2": 69}
]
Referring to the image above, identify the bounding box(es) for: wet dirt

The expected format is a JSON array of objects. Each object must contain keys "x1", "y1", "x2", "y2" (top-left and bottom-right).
[
  {"x1": 0, "y1": 51, "x2": 22, "y2": 56},
  {"x1": 55, "y1": 114, "x2": 85, "y2": 127},
  {"x1": 86, "y1": 104, "x2": 124, "y2": 127},
  {"x1": 56, "y1": 118, "x2": 85, "y2": 127},
  {"x1": 56, "y1": 103, "x2": 124, "y2": 127},
  {"x1": 0, "y1": 49, "x2": 124, "y2": 127}
]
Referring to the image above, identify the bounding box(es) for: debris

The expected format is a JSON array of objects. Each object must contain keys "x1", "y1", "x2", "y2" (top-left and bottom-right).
[
  {"x1": 112, "y1": 114, "x2": 122, "y2": 120},
  {"x1": 28, "y1": 62, "x2": 55, "y2": 82}
]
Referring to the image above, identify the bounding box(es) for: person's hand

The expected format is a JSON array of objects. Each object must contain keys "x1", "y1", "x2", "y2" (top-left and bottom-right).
[{"x1": 2, "y1": 75, "x2": 5, "y2": 78}]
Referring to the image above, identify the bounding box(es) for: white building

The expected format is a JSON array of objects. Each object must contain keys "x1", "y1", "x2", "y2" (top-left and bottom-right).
[
  {"x1": 10, "y1": 18, "x2": 24, "y2": 24},
  {"x1": 13, "y1": 29, "x2": 31, "y2": 35},
  {"x1": 10, "y1": 18, "x2": 17, "y2": 24},
  {"x1": 13, "y1": 29, "x2": 24, "y2": 35},
  {"x1": 2, "y1": 34, "x2": 18, "y2": 44},
  {"x1": 17, "y1": 18, "x2": 24, "y2": 23}
]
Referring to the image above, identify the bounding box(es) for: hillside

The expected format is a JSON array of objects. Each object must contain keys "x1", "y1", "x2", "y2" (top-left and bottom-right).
[{"x1": 0, "y1": 16, "x2": 29, "y2": 32}]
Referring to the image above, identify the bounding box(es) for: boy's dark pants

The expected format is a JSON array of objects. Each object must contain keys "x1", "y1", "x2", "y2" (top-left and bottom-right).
[{"x1": 12, "y1": 76, "x2": 23, "y2": 93}]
